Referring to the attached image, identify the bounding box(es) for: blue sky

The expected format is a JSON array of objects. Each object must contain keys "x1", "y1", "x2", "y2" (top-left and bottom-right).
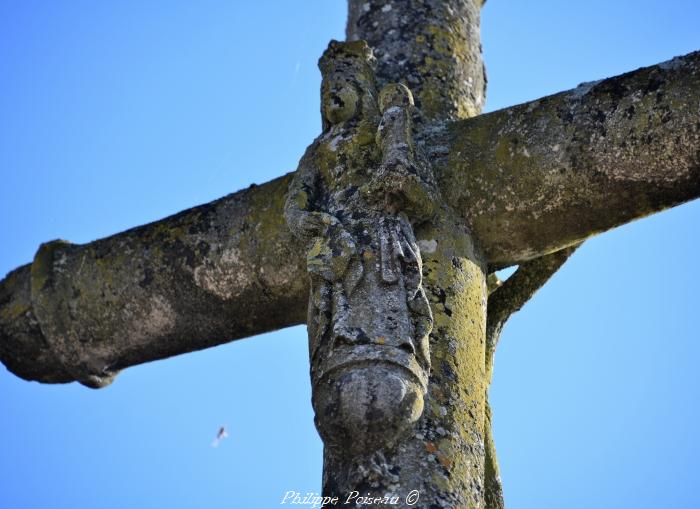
[{"x1": 1, "y1": 1, "x2": 699, "y2": 508}]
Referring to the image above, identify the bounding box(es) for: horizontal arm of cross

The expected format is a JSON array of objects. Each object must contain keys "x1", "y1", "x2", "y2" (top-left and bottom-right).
[
  {"x1": 0, "y1": 175, "x2": 307, "y2": 386},
  {"x1": 2, "y1": 51, "x2": 698, "y2": 386},
  {"x1": 432, "y1": 50, "x2": 700, "y2": 269}
]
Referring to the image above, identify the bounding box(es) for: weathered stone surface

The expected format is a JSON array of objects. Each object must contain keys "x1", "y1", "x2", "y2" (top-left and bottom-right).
[
  {"x1": 0, "y1": 264, "x2": 72, "y2": 384},
  {"x1": 432, "y1": 51, "x2": 700, "y2": 268},
  {"x1": 1, "y1": 176, "x2": 307, "y2": 386},
  {"x1": 347, "y1": 0, "x2": 487, "y2": 122}
]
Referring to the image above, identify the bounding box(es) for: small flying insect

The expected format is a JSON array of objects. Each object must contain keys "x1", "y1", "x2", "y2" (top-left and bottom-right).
[{"x1": 211, "y1": 426, "x2": 229, "y2": 448}]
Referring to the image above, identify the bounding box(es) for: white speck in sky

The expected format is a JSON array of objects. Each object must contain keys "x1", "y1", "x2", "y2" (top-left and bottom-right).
[{"x1": 291, "y1": 60, "x2": 301, "y2": 87}]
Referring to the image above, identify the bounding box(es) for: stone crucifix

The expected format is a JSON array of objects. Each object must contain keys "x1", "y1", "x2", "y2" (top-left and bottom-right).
[{"x1": 1, "y1": 2, "x2": 699, "y2": 508}]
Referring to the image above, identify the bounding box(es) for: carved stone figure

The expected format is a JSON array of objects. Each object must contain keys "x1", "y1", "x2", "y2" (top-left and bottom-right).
[{"x1": 284, "y1": 41, "x2": 440, "y2": 456}]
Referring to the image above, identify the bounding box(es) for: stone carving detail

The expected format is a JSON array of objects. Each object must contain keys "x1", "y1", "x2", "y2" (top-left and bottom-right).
[{"x1": 285, "y1": 41, "x2": 440, "y2": 456}]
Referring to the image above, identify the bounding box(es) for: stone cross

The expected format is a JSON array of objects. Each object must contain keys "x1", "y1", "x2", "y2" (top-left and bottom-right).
[{"x1": 1, "y1": 2, "x2": 699, "y2": 508}]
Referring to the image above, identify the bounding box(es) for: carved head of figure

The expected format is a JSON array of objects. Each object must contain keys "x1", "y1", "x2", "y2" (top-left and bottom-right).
[{"x1": 319, "y1": 40, "x2": 379, "y2": 132}]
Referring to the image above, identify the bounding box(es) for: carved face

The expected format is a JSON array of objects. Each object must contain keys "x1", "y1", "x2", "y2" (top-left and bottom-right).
[
  {"x1": 322, "y1": 78, "x2": 359, "y2": 125},
  {"x1": 318, "y1": 40, "x2": 378, "y2": 132}
]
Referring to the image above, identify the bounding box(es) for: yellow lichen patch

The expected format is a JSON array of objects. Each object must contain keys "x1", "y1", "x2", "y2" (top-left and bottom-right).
[
  {"x1": 0, "y1": 301, "x2": 30, "y2": 322},
  {"x1": 313, "y1": 142, "x2": 339, "y2": 183},
  {"x1": 419, "y1": 81, "x2": 444, "y2": 120},
  {"x1": 31, "y1": 240, "x2": 69, "y2": 298},
  {"x1": 306, "y1": 238, "x2": 328, "y2": 261},
  {"x1": 356, "y1": 119, "x2": 378, "y2": 147},
  {"x1": 243, "y1": 175, "x2": 298, "y2": 273},
  {"x1": 493, "y1": 137, "x2": 513, "y2": 166},
  {"x1": 426, "y1": 25, "x2": 459, "y2": 57},
  {"x1": 294, "y1": 190, "x2": 309, "y2": 210},
  {"x1": 430, "y1": 471, "x2": 452, "y2": 492},
  {"x1": 414, "y1": 210, "x2": 488, "y2": 497}
]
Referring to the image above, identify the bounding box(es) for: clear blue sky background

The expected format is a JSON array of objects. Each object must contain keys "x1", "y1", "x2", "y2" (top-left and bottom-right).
[{"x1": 1, "y1": 1, "x2": 699, "y2": 508}]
